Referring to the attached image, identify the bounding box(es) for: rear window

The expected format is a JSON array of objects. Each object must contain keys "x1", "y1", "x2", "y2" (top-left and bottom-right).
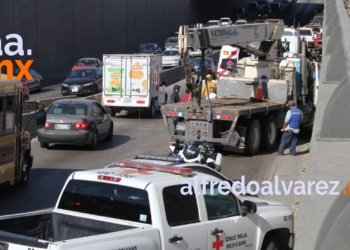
[
  {"x1": 58, "y1": 180, "x2": 152, "y2": 224},
  {"x1": 75, "y1": 59, "x2": 96, "y2": 66},
  {"x1": 166, "y1": 37, "x2": 178, "y2": 43},
  {"x1": 283, "y1": 31, "x2": 294, "y2": 36},
  {"x1": 47, "y1": 103, "x2": 88, "y2": 116},
  {"x1": 190, "y1": 58, "x2": 212, "y2": 66},
  {"x1": 299, "y1": 30, "x2": 312, "y2": 36}
]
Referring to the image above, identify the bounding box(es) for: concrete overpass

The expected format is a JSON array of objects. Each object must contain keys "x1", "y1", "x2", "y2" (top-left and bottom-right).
[{"x1": 294, "y1": 0, "x2": 350, "y2": 249}]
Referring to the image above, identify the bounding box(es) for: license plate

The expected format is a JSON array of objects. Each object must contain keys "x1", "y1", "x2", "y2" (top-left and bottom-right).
[
  {"x1": 124, "y1": 98, "x2": 131, "y2": 103},
  {"x1": 55, "y1": 124, "x2": 70, "y2": 130},
  {"x1": 176, "y1": 123, "x2": 185, "y2": 131},
  {"x1": 72, "y1": 87, "x2": 78, "y2": 92}
]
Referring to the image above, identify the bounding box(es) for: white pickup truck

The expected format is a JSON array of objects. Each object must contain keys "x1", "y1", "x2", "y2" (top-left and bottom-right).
[{"x1": 0, "y1": 160, "x2": 294, "y2": 250}]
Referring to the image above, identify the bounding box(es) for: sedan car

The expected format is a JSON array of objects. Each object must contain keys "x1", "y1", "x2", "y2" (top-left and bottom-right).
[
  {"x1": 189, "y1": 47, "x2": 213, "y2": 57},
  {"x1": 258, "y1": 6, "x2": 272, "y2": 18},
  {"x1": 61, "y1": 68, "x2": 103, "y2": 96},
  {"x1": 164, "y1": 37, "x2": 178, "y2": 50},
  {"x1": 71, "y1": 58, "x2": 102, "y2": 72},
  {"x1": 37, "y1": 99, "x2": 113, "y2": 150},
  {"x1": 187, "y1": 57, "x2": 218, "y2": 79},
  {"x1": 136, "y1": 43, "x2": 162, "y2": 54},
  {"x1": 205, "y1": 20, "x2": 220, "y2": 27},
  {"x1": 162, "y1": 49, "x2": 181, "y2": 68},
  {"x1": 14, "y1": 68, "x2": 44, "y2": 92}
]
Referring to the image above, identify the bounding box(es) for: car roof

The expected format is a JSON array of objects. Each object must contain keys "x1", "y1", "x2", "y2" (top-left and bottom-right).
[
  {"x1": 208, "y1": 20, "x2": 219, "y2": 22},
  {"x1": 51, "y1": 99, "x2": 96, "y2": 105},
  {"x1": 78, "y1": 58, "x2": 100, "y2": 61},
  {"x1": 140, "y1": 43, "x2": 157, "y2": 46},
  {"x1": 71, "y1": 68, "x2": 98, "y2": 71},
  {"x1": 163, "y1": 49, "x2": 179, "y2": 52}
]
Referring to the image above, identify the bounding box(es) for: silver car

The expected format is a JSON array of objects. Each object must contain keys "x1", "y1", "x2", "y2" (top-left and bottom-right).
[{"x1": 37, "y1": 99, "x2": 113, "y2": 150}]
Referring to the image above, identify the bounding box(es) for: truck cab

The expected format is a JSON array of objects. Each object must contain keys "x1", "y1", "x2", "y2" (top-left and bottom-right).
[{"x1": 0, "y1": 74, "x2": 46, "y2": 187}]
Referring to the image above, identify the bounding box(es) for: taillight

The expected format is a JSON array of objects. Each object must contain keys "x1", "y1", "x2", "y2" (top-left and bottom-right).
[
  {"x1": 44, "y1": 122, "x2": 51, "y2": 129},
  {"x1": 187, "y1": 66, "x2": 192, "y2": 72},
  {"x1": 206, "y1": 67, "x2": 212, "y2": 72},
  {"x1": 219, "y1": 64, "x2": 222, "y2": 68},
  {"x1": 74, "y1": 121, "x2": 90, "y2": 129}
]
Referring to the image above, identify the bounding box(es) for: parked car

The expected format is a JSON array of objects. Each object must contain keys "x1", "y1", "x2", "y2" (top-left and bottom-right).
[
  {"x1": 187, "y1": 57, "x2": 218, "y2": 79},
  {"x1": 219, "y1": 17, "x2": 232, "y2": 25},
  {"x1": 164, "y1": 37, "x2": 178, "y2": 50},
  {"x1": 61, "y1": 68, "x2": 103, "y2": 96},
  {"x1": 136, "y1": 43, "x2": 162, "y2": 54},
  {"x1": 13, "y1": 68, "x2": 44, "y2": 92},
  {"x1": 258, "y1": 6, "x2": 272, "y2": 18},
  {"x1": 71, "y1": 58, "x2": 102, "y2": 72},
  {"x1": 22, "y1": 82, "x2": 30, "y2": 102},
  {"x1": 37, "y1": 99, "x2": 113, "y2": 150},
  {"x1": 162, "y1": 49, "x2": 181, "y2": 68},
  {"x1": 189, "y1": 47, "x2": 213, "y2": 57},
  {"x1": 270, "y1": 2, "x2": 282, "y2": 12},
  {"x1": 205, "y1": 20, "x2": 220, "y2": 27},
  {"x1": 234, "y1": 19, "x2": 248, "y2": 25}
]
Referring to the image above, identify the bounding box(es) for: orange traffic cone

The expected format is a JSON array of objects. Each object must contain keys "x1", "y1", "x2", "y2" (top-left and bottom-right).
[{"x1": 256, "y1": 78, "x2": 264, "y2": 99}]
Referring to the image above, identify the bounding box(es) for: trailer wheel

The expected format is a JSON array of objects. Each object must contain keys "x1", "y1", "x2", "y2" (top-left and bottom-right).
[
  {"x1": 261, "y1": 115, "x2": 278, "y2": 151},
  {"x1": 244, "y1": 119, "x2": 261, "y2": 156}
]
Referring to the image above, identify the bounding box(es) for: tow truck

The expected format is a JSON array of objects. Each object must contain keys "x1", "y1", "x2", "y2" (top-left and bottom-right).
[{"x1": 161, "y1": 19, "x2": 318, "y2": 155}]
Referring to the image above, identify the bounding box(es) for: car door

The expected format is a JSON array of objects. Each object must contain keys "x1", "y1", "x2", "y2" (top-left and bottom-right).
[
  {"x1": 204, "y1": 183, "x2": 257, "y2": 250},
  {"x1": 160, "y1": 184, "x2": 208, "y2": 250},
  {"x1": 91, "y1": 102, "x2": 109, "y2": 138}
]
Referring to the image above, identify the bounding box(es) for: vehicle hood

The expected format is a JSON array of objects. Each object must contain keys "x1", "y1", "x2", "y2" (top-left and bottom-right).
[
  {"x1": 238, "y1": 195, "x2": 286, "y2": 207},
  {"x1": 162, "y1": 55, "x2": 180, "y2": 61},
  {"x1": 72, "y1": 65, "x2": 95, "y2": 71},
  {"x1": 139, "y1": 49, "x2": 155, "y2": 54},
  {"x1": 63, "y1": 78, "x2": 95, "y2": 85}
]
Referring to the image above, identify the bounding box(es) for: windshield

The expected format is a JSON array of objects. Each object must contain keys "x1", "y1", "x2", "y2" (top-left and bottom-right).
[
  {"x1": 207, "y1": 21, "x2": 219, "y2": 26},
  {"x1": 75, "y1": 59, "x2": 96, "y2": 66},
  {"x1": 47, "y1": 103, "x2": 88, "y2": 116},
  {"x1": 139, "y1": 44, "x2": 155, "y2": 50},
  {"x1": 162, "y1": 50, "x2": 179, "y2": 56},
  {"x1": 300, "y1": 30, "x2": 312, "y2": 36},
  {"x1": 166, "y1": 37, "x2": 178, "y2": 43},
  {"x1": 68, "y1": 70, "x2": 95, "y2": 79},
  {"x1": 58, "y1": 180, "x2": 152, "y2": 224},
  {"x1": 190, "y1": 58, "x2": 212, "y2": 66},
  {"x1": 221, "y1": 19, "x2": 230, "y2": 22}
]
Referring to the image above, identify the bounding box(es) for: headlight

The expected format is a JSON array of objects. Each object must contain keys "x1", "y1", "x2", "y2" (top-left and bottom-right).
[
  {"x1": 84, "y1": 82, "x2": 94, "y2": 86},
  {"x1": 173, "y1": 59, "x2": 178, "y2": 62},
  {"x1": 62, "y1": 83, "x2": 68, "y2": 87}
]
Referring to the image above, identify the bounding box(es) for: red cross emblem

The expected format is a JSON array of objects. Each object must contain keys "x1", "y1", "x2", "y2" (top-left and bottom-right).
[
  {"x1": 227, "y1": 60, "x2": 234, "y2": 67},
  {"x1": 212, "y1": 235, "x2": 224, "y2": 250},
  {"x1": 118, "y1": 170, "x2": 153, "y2": 175}
]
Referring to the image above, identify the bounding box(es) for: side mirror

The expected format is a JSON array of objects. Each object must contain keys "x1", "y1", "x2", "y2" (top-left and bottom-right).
[
  {"x1": 36, "y1": 109, "x2": 47, "y2": 128},
  {"x1": 241, "y1": 200, "x2": 257, "y2": 217}
]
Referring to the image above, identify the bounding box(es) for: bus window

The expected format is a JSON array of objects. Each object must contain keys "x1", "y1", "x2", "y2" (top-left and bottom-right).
[{"x1": 5, "y1": 96, "x2": 15, "y2": 131}]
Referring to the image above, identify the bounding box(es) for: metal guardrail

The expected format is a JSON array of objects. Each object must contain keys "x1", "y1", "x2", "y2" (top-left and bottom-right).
[{"x1": 317, "y1": 0, "x2": 350, "y2": 140}]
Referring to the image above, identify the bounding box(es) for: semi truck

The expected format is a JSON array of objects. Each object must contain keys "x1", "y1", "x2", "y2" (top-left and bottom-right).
[
  {"x1": 0, "y1": 159, "x2": 294, "y2": 250},
  {"x1": 161, "y1": 19, "x2": 319, "y2": 155},
  {"x1": 101, "y1": 54, "x2": 167, "y2": 118},
  {"x1": 0, "y1": 74, "x2": 46, "y2": 187}
]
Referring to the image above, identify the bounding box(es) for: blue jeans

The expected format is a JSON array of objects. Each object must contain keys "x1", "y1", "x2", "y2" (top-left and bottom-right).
[{"x1": 278, "y1": 131, "x2": 298, "y2": 155}]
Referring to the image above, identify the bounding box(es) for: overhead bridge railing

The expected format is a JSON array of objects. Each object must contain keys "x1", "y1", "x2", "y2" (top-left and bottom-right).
[{"x1": 318, "y1": 0, "x2": 350, "y2": 140}]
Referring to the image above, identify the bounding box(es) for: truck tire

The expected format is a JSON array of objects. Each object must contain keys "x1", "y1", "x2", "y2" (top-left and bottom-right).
[
  {"x1": 147, "y1": 100, "x2": 155, "y2": 118},
  {"x1": 260, "y1": 116, "x2": 278, "y2": 151},
  {"x1": 261, "y1": 235, "x2": 281, "y2": 250},
  {"x1": 244, "y1": 119, "x2": 261, "y2": 156},
  {"x1": 17, "y1": 155, "x2": 31, "y2": 186}
]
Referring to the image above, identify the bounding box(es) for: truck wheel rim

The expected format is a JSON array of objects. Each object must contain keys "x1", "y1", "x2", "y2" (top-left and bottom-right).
[{"x1": 268, "y1": 122, "x2": 277, "y2": 145}]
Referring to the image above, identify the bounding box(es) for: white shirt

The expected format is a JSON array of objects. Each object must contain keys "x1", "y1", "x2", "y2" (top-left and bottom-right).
[{"x1": 209, "y1": 93, "x2": 216, "y2": 100}]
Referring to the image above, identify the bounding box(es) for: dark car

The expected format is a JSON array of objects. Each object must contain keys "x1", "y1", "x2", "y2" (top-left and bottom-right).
[
  {"x1": 37, "y1": 99, "x2": 113, "y2": 150},
  {"x1": 187, "y1": 57, "x2": 218, "y2": 79},
  {"x1": 14, "y1": 68, "x2": 44, "y2": 92},
  {"x1": 258, "y1": 6, "x2": 272, "y2": 18},
  {"x1": 137, "y1": 43, "x2": 162, "y2": 54},
  {"x1": 270, "y1": 2, "x2": 281, "y2": 12},
  {"x1": 61, "y1": 68, "x2": 103, "y2": 96},
  {"x1": 71, "y1": 58, "x2": 102, "y2": 72},
  {"x1": 247, "y1": 2, "x2": 259, "y2": 12}
]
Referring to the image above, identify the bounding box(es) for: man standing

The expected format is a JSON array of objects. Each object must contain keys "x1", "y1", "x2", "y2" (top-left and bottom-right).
[
  {"x1": 275, "y1": 100, "x2": 303, "y2": 156},
  {"x1": 171, "y1": 85, "x2": 181, "y2": 103}
]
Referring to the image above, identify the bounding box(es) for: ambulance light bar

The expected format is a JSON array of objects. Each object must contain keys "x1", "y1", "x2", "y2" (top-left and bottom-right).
[{"x1": 116, "y1": 160, "x2": 194, "y2": 176}]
